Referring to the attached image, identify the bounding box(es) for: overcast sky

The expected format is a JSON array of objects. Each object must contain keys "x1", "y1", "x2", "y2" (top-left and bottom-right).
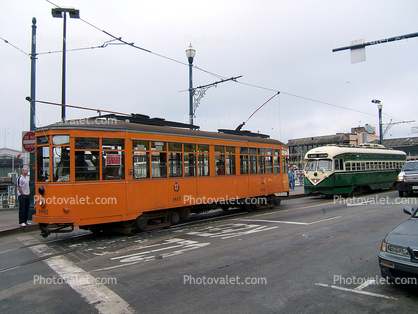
[{"x1": 1, "y1": 0, "x2": 418, "y2": 150}]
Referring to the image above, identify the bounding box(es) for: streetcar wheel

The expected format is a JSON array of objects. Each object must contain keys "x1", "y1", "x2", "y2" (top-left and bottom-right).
[
  {"x1": 220, "y1": 204, "x2": 229, "y2": 211},
  {"x1": 170, "y1": 211, "x2": 180, "y2": 224},
  {"x1": 136, "y1": 217, "x2": 148, "y2": 231}
]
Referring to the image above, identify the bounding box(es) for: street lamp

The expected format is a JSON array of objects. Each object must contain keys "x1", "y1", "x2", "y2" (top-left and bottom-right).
[
  {"x1": 51, "y1": 7, "x2": 80, "y2": 122},
  {"x1": 372, "y1": 99, "x2": 383, "y2": 145},
  {"x1": 185, "y1": 44, "x2": 196, "y2": 125}
]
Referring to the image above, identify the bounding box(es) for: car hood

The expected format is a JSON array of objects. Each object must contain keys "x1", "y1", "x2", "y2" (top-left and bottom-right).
[{"x1": 386, "y1": 218, "x2": 418, "y2": 248}]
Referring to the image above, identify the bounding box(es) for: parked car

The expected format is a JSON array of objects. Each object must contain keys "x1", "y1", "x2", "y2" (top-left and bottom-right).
[
  {"x1": 398, "y1": 161, "x2": 418, "y2": 197},
  {"x1": 378, "y1": 206, "x2": 418, "y2": 284}
]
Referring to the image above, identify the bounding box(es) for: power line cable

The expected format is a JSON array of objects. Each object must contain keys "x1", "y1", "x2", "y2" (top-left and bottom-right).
[{"x1": 0, "y1": 36, "x2": 30, "y2": 56}]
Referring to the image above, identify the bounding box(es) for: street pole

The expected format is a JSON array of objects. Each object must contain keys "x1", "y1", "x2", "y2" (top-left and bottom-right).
[
  {"x1": 29, "y1": 17, "x2": 37, "y2": 218},
  {"x1": 185, "y1": 44, "x2": 196, "y2": 126},
  {"x1": 61, "y1": 12, "x2": 67, "y2": 121},
  {"x1": 372, "y1": 99, "x2": 383, "y2": 145},
  {"x1": 52, "y1": 8, "x2": 80, "y2": 122}
]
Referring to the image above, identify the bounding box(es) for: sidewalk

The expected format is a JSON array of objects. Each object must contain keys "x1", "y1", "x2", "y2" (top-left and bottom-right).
[
  {"x1": 0, "y1": 185, "x2": 306, "y2": 237},
  {"x1": 0, "y1": 207, "x2": 39, "y2": 237}
]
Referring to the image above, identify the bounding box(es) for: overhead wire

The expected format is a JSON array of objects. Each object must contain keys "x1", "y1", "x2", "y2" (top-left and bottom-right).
[
  {"x1": 6, "y1": 0, "x2": 409, "y2": 126},
  {"x1": 0, "y1": 36, "x2": 30, "y2": 56}
]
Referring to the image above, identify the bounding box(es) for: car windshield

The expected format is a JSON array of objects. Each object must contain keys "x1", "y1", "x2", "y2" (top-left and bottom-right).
[{"x1": 403, "y1": 162, "x2": 418, "y2": 171}]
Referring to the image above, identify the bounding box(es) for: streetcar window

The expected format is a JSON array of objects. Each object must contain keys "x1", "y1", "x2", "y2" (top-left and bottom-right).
[
  {"x1": 151, "y1": 152, "x2": 167, "y2": 178},
  {"x1": 169, "y1": 142, "x2": 182, "y2": 152},
  {"x1": 344, "y1": 162, "x2": 350, "y2": 171},
  {"x1": 75, "y1": 138, "x2": 99, "y2": 150},
  {"x1": 52, "y1": 135, "x2": 69, "y2": 145},
  {"x1": 249, "y1": 148, "x2": 257, "y2": 155},
  {"x1": 184, "y1": 153, "x2": 196, "y2": 177},
  {"x1": 102, "y1": 138, "x2": 124, "y2": 150},
  {"x1": 258, "y1": 148, "x2": 265, "y2": 155},
  {"x1": 273, "y1": 156, "x2": 280, "y2": 173},
  {"x1": 258, "y1": 156, "x2": 266, "y2": 174},
  {"x1": 240, "y1": 147, "x2": 248, "y2": 154},
  {"x1": 198, "y1": 144, "x2": 209, "y2": 153},
  {"x1": 53, "y1": 146, "x2": 70, "y2": 182},
  {"x1": 169, "y1": 153, "x2": 182, "y2": 177},
  {"x1": 133, "y1": 151, "x2": 149, "y2": 179},
  {"x1": 365, "y1": 162, "x2": 370, "y2": 170},
  {"x1": 215, "y1": 155, "x2": 225, "y2": 175},
  {"x1": 305, "y1": 160, "x2": 317, "y2": 172},
  {"x1": 75, "y1": 151, "x2": 100, "y2": 181},
  {"x1": 249, "y1": 155, "x2": 257, "y2": 174},
  {"x1": 184, "y1": 143, "x2": 196, "y2": 152},
  {"x1": 356, "y1": 163, "x2": 361, "y2": 171},
  {"x1": 37, "y1": 135, "x2": 49, "y2": 145},
  {"x1": 334, "y1": 159, "x2": 343, "y2": 171},
  {"x1": 361, "y1": 162, "x2": 366, "y2": 171},
  {"x1": 226, "y1": 146, "x2": 235, "y2": 154},
  {"x1": 215, "y1": 146, "x2": 225, "y2": 154},
  {"x1": 133, "y1": 140, "x2": 149, "y2": 151},
  {"x1": 226, "y1": 154, "x2": 236, "y2": 175},
  {"x1": 266, "y1": 156, "x2": 273, "y2": 173},
  {"x1": 266, "y1": 149, "x2": 272, "y2": 155},
  {"x1": 37, "y1": 146, "x2": 50, "y2": 182},
  {"x1": 318, "y1": 159, "x2": 332, "y2": 171},
  {"x1": 240, "y1": 155, "x2": 249, "y2": 174},
  {"x1": 282, "y1": 149, "x2": 289, "y2": 173},
  {"x1": 198, "y1": 154, "x2": 209, "y2": 176},
  {"x1": 151, "y1": 141, "x2": 166, "y2": 151},
  {"x1": 103, "y1": 151, "x2": 125, "y2": 180}
]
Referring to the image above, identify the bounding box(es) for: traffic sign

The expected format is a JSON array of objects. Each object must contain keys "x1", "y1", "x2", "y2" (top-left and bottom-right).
[{"x1": 22, "y1": 131, "x2": 35, "y2": 153}]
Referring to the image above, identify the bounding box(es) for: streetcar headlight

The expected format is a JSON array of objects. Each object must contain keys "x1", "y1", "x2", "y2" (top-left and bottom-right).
[
  {"x1": 38, "y1": 198, "x2": 44, "y2": 207},
  {"x1": 38, "y1": 186, "x2": 45, "y2": 195}
]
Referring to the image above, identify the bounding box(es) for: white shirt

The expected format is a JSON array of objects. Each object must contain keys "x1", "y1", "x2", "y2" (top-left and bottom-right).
[{"x1": 18, "y1": 175, "x2": 30, "y2": 196}]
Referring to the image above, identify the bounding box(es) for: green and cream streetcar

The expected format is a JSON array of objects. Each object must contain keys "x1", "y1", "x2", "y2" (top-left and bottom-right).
[{"x1": 303, "y1": 144, "x2": 406, "y2": 196}]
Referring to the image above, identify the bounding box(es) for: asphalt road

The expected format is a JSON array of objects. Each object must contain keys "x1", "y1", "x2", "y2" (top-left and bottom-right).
[{"x1": 1, "y1": 190, "x2": 418, "y2": 313}]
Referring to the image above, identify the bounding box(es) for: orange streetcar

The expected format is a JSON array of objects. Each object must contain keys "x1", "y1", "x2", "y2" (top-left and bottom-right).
[{"x1": 33, "y1": 114, "x2": 289, "y2": 237}]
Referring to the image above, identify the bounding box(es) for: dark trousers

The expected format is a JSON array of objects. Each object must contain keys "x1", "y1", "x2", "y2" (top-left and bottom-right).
[{"x1": 18, "y1": 195, "x2": 30, "y2": 224}]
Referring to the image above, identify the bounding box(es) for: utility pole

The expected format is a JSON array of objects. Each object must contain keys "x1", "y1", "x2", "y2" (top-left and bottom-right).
[{"x1": 29, "y1": 17, "x2": 37, "y2": 218}]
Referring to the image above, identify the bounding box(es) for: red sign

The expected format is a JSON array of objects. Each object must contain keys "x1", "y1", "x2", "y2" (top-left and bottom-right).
[
  {"x1": 106, "y1": 154, "x2": 121, "y2": 165},
  {"x1": 22, "y1": 131, "x2": 35, "y2": 153}
]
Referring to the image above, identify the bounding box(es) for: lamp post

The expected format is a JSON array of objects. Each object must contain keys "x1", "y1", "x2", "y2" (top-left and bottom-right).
[
  {"x1": 51, "y1": 7, "x2": 80, "y2": 122},
  {"x1": 185, "y1": 44, "x2": 196, "y2": 125},
  {"x1": 372, "y1": 99, "x2": 383, "y2": 145}
]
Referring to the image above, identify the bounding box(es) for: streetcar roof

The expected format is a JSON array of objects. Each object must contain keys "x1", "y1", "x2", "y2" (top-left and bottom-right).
[
  {"x1": 304, "y1": 145, "x2": 406, "y2": 158},
  {"x1": 35, "y1": 117, "x2": 286, "y2": 146}
]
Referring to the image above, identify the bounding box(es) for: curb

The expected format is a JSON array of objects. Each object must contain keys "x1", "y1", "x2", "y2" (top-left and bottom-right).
[{"x1": 0, "y1": 224, "x2": 39, "y2": 237}]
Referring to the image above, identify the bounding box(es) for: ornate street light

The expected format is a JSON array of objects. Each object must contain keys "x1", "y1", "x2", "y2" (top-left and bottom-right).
[{"x1": 185, "y1": 44, "x2": 196, "y2": 125}]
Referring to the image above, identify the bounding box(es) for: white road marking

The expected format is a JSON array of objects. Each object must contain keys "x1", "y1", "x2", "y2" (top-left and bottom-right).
[
  {"x1": 89, "y1": 238, "x2": 210, "y2": 272},
  {"x1": 17, "y1": 235, "x2": 134, "y2": 314},
  {"x1": 187, "y1": 223, "x2": 278, "y2": 239},
  {"x1": 239, "y1": 216, "x2": 341, "y2": 225},
  {"x1": 315, "y1": 282, "x2": 398, "y2": 300}
]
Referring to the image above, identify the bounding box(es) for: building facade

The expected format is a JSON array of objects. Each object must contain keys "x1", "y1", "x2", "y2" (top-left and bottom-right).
[{"x1": 287, "y1": 125, "x2": 380, "y2": 168}]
